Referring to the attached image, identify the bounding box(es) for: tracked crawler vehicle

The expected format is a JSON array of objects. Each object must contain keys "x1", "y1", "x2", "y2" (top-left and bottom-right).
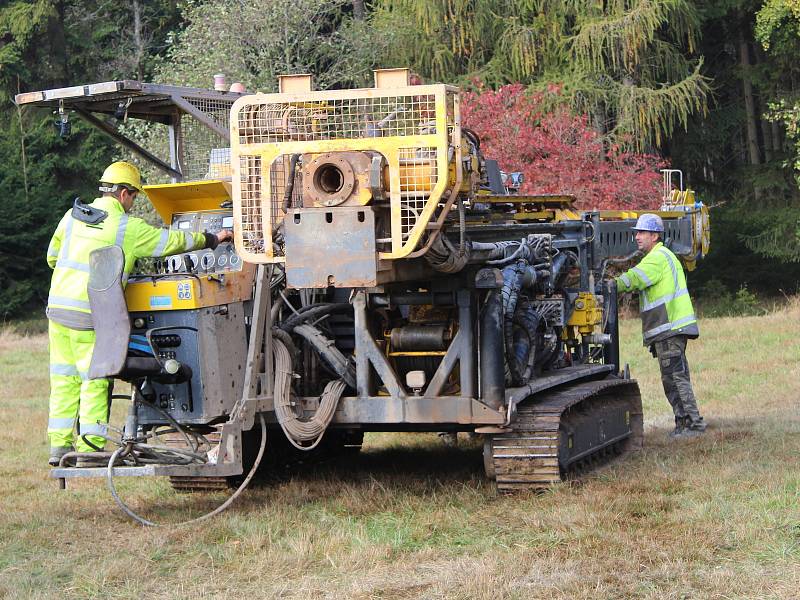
[{"x1": 17, "y1": 69, "x2": 709, "y2": 519}]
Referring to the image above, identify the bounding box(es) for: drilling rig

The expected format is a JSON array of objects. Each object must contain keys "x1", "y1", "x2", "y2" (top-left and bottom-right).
[{"x1": 17, "y1": 69, "x2": 709, "y2": 518}]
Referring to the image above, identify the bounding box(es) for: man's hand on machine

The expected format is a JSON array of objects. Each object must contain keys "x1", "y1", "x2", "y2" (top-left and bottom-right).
[{"x1": 203, "y1": 229, "x2": 234, "y2": 249}]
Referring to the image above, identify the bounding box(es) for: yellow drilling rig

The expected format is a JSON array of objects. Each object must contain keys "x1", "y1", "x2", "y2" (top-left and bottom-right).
[{"x1": 17, "y1": 68, "x2": 709, "y2": 522}]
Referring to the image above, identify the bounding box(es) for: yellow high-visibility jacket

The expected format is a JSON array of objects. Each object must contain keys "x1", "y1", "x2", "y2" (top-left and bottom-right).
[
  {"x1": 616, "y1": 242, "x2": 699, "y2": 345},
  {"x1": 46, "y1": 196, "x2": 208, "y2": 329}
]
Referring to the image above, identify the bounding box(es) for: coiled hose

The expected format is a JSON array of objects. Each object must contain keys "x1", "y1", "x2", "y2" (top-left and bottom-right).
[
  {"x1": 106, "y1": 412, "x2": 267, "y2": 527},
  {"x1": 424, "y1": 232, "x2": 470, "y2": 273},
  {"x1": 272, "y1": 336, "x2": 346, "y2": 451}
]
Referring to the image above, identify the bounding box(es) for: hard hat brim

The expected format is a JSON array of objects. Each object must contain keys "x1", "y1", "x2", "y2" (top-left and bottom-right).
[{"x1": 102, "y1": 182, "x2": 145, "y2": 195}]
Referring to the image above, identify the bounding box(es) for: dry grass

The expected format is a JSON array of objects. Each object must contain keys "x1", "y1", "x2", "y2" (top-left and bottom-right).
[{"x1": 0, "y1": 302, "x2": 798, "y2": 599}]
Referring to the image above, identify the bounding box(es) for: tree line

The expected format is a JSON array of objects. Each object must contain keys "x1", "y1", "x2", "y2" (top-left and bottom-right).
[{"x1": 2, "y1": 0, "x2": 800, "y2": 319}]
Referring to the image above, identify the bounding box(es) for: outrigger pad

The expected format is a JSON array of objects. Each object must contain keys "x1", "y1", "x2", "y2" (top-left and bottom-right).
[{"x1": 88, "y1": 245, "x2": 130, "y2": 379}]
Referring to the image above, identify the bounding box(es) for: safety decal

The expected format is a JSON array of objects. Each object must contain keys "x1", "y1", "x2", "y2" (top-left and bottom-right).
[{"x1": 177, "y1": 282, "x2": 192, "y2": 300}]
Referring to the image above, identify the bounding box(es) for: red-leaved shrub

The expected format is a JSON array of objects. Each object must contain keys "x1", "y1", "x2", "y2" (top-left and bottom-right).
[{"x1": 460, "y1": 83, "x2": 665, "y2": 210}]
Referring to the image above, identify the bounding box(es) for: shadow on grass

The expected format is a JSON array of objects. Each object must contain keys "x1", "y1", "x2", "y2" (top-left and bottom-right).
[
  {"x1": 92, "y1": 438, "x2": 491, "y2": 525},
  {"x1": 96, "y1": 415, "x2": 783, "y2": 524},
  {"x1": 250, "y1": 437, "x2": 486, "y2": 490}
]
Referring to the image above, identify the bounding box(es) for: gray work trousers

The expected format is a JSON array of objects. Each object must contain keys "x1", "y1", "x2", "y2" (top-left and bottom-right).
[{"x1": 652, "y1": 335, "x2": 705, "y2": 428}]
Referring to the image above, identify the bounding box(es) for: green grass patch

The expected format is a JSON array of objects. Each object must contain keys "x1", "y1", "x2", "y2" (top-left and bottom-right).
[{"x1": 0, "y1": 303, "x2": 798, "y2": 598}]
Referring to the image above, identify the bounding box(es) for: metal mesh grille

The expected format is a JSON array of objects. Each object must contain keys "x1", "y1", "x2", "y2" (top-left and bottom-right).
[
  {"x1": 182, "y1": 97, "x2": 234, "y2": 180},
  {"x1": 447, "y1": 93, "x2": 457, "y2": 145},
  {"x1": 399, "y1": 147, "x2": 437, "y2": 238},
  {"x1": 237, "y1": 94, "x2": 437, "y2": 144},
  {"x1": 232, "y1": 87, "x2": 458, "y2": 260},
  {"x1": 239, "y1": 155, "x2": 264, "y2": 254}
]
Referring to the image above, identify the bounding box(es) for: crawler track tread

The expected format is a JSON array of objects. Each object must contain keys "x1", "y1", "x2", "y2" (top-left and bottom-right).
[{"x1": 489, "y1": 377, "x2": 643, "y2": 492}]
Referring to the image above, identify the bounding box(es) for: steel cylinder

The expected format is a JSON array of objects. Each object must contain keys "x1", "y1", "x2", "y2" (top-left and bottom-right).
[
  {"x1": 390, "y1": 324, "x2": 448, "y2": 351},
  {"x1": 383, "y1": 162, "x2": 436, "y2": 193}
]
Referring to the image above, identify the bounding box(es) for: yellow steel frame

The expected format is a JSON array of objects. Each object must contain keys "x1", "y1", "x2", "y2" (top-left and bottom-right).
[
  {"x1": 144, "y1": 180, "x2": 232, "y2": 223},
  {"x1": 229, "y1": 84, "x2": 460, "y2": 264}
]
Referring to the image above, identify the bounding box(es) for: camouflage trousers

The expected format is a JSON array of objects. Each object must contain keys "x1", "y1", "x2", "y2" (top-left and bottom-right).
[{"x1": 652, "y1": 335, "x2": 705, "y2": 429}]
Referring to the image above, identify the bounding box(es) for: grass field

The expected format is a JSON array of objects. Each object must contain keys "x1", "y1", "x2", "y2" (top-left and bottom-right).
[{"x1": 0, "y1": 303, "x2": 798, "y2": 599}]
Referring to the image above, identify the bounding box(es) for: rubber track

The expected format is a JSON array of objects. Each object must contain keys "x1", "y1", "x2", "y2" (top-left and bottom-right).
[{"x1": 490, "y1": 377, "x2": 643, "y2": 492}]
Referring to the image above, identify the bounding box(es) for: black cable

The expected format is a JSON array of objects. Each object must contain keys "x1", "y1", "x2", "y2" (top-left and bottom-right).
[
  {"x1": 293, "y1": 324, "x2": 356, "y2": 389},
  {"x1": 81, "y1": 435, "x2": 104, "y2": 452},
  {"x1": 136, "y1": 394, "x2": 200, "y2": 452},
  {"x1": 279, "y1": 303, "x2": 352, "y2": 332},
  {"x1": 281, "y1": 154, "x2": 300, "y2": 213},
  {"x1": 462, "y1": 127, "x2": 481, "y2": 151}
]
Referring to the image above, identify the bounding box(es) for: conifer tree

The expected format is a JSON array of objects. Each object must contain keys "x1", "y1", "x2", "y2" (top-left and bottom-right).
[{"x1": 376, "y1": 0, "x2": 710, "y2": 150}]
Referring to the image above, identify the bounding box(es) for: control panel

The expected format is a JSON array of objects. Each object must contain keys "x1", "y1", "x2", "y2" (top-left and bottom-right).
[
  {"x1": 153, "y1": 209, "x2": 241, "y2": 275},
  {"x1": 130, "y1": 303, "x2": 248, "y2": 426},
  {"x1": 172, "y1": 209, "x2": 234, "y2": 235}
]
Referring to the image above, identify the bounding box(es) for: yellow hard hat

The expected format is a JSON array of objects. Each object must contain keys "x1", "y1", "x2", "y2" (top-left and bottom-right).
[{"x1": 99, "y1": 161, "x2": 144, "y2": 193}]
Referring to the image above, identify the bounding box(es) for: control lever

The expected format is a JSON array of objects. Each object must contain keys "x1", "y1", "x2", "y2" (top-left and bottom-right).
[
  {"x1": 183, "y1": 254, "x2": 197, "y2": 272},
  {"x1": 166, "y1": 255, "x2": 183, "y2": 273}
]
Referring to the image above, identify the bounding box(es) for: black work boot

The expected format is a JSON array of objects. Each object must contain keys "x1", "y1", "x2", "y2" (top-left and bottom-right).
[
  {"x1": 48, "y1": 446, "x2": 74, "y2": 466},
  {"x1": 683, "y1": 417, "x2": 707, "y2": 437},
  {"x1": 668, "y1": 416, "x2": 687, "y2": 439}
]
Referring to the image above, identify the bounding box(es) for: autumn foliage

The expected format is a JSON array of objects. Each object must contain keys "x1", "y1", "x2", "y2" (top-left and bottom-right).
[{"x1": 460, "y1": 83, "x2": 665, "y2": 210}]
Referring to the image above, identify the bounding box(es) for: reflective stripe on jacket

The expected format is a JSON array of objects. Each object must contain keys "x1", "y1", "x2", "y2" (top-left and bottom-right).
[
  {"x1": 46, "y1": 196, "x2": 207, "y2": 329},
  {"x1": 616, "y1": 242, "x2": 699, "y2": 345}
]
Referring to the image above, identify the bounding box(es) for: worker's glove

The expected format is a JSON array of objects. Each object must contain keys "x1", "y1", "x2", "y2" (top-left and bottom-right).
[{"x1": 202, "y1": 229, "x2": 233, "y2": 250}]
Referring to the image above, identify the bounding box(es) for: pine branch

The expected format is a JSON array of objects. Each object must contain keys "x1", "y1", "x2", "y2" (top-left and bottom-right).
[
  {"x1": 614, "y1": 59, "x2": 710, "y2": 149},
  {"x1": 740, "y1": 215, "x2": 800, "y2": 262},
  {"x1": 570, "y1": 0, "x2": 698, "y2": 74},
  {"x1": 496, "y1": 20, "x2": 542, "y2": 79}
]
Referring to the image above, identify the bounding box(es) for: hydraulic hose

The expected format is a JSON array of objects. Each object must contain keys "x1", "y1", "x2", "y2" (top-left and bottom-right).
[
  {"x1": 509, "y1": 299, "x2": 542, "y2": 382},
  {"x1": 487, "y1": 240, "x2": 526, "y2": 266},
  {"x1": 550, "y1": 250, "x2": 577, "y2": 289},
  {"x1": 501, "y1": 263, "x2": 525, "y2": 385},
  {"x1": 279, "y1": 302, "x2": 352, "y2": 332},
  {"x1": 281, "y1": 154, "x2": 300, "y2": 213},
  {"x1": 424, "y1": 232, "x2": 469, "y2": 273},
  {"x1": 480, "y1": 289, "x2": 505, "y2": 410},
  {"x1": 293, "y1": 324, "x2": 356, "y2": 388},
  {"x1": 106, "y1": 412, "x2": 267, "y2": 527}
]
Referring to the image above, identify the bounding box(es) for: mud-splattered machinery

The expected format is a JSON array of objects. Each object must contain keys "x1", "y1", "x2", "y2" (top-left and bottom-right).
[{"x1": 17, "y1": 69, "x2": 709, "y2": 510}]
